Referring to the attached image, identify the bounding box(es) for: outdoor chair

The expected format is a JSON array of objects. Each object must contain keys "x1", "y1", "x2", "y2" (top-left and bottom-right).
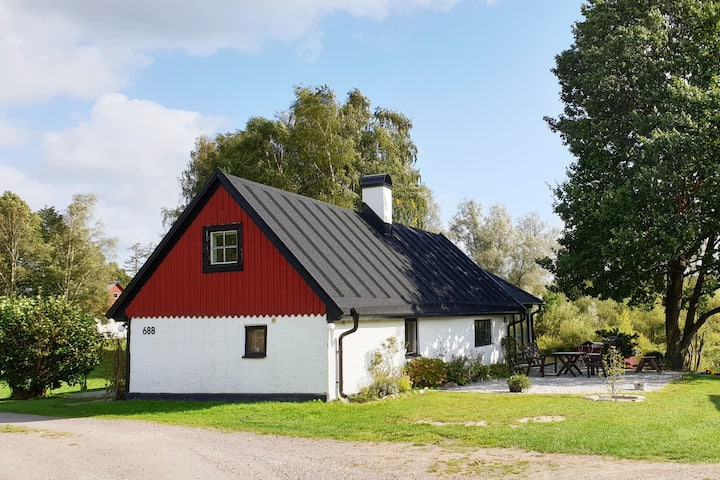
[
  {"x1": 522, "y1": 342, "x2": 555, "y2": 377},
  {"x1": 576, "y1": 342, "x2": 606, "y2": 377},
  {"x1": 584, "y1": 352, "x2": 606, "y2": 377}
]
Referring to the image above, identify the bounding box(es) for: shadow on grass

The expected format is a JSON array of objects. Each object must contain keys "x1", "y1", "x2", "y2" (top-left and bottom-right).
[
  {"x1": 0, "y1": 394, "x2": 243, "y2": 423},
  {"x1": 679, "y1": 374, "x2": 720, "y2": 412}
]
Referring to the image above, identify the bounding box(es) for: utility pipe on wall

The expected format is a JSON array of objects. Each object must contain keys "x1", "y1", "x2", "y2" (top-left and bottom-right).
[{"x1": 338, "y1": 308, "x2": 359, "y2": 399}]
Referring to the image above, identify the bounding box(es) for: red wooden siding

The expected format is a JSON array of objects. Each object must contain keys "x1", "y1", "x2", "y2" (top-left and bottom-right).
[{"x1": 126, "y1": 187, "x2": 326, "y2": 318}]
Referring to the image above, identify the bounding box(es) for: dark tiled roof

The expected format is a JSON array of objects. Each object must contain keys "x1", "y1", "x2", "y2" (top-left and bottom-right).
[
  {"x1": 487, "y1": 272, "x2": 543, "y2": 307},
  {"x1": 108, "y1": 170, "x2": 540, "y2": 322},
  {"x1": 224, "y1": 172, "x2": 535, "y2": 319}
]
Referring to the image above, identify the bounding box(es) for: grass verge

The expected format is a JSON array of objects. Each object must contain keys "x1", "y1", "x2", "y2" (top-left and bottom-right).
[{"x1": 0, "y1": 374, "x2": 718, "y2": 463}]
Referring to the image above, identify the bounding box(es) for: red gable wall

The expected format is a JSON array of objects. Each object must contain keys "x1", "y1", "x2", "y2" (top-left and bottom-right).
[{"x1": 126, "y1": 186, "x2": 326, "y2": 318}]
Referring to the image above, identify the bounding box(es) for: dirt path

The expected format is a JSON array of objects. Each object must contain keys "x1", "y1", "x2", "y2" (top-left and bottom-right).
[{"x1": 0, "y1": 412, "x2": 718, "y2": 479}]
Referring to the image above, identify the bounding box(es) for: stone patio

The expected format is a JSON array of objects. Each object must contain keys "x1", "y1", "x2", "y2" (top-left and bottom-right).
[{"x1": 444, "y1": 370, "x2": 686, "y2": 395}]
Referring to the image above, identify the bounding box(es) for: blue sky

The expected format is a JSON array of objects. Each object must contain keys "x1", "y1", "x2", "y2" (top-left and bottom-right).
[{"x1": 0, "y1": 0, "x2": 584, "y2": 265}]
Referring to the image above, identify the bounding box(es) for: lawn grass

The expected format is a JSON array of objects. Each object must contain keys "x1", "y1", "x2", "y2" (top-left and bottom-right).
[{"x1": 0, "y1": 373, "x2": 718, "y2": 463}]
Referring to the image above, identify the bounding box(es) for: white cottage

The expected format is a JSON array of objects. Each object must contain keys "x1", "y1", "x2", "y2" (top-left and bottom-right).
[{"x1": 107, "y1": 171, "x2": 541, "y2": 401}]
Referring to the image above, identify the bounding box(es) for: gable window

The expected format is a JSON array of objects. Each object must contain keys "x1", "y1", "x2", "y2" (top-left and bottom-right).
[
  {"x1": 474, "y1": 319, "x2": 492, "y2": 347},
  {"x1": 244, "y1": 325, "x2": 267, "y2": 358},
  {"x1": 203, "y1": 223, "x2": 243, "y2": 273},
  {"x1": 405, "y1": 318, "x2": 418, "y2": 356}
]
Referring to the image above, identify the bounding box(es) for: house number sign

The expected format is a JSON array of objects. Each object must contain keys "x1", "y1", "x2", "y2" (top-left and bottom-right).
[{"x1": 142, "y1": 326, "x2": 156, "y2": 335}]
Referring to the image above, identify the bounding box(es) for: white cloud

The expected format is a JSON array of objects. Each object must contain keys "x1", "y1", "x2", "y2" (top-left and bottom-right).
[
  {"x1": 0, "y1": 3, "x2": 150, "y2": 106},
  {"x1": 20, "y1": 0, "x2": 460, "y2": 53},
  {"x1": 0, "y1": 164, "x2": 73, "y2": 216},
  {"x1": 0, "y1": 116, "x2": 30, "y2": 148},
  {"x1": 39, "y1": 94, "x2": 226, "y2": 259},
  {"x1": 1, "y1": 0, "x2": 460, "y2": 106},
  {"x1": 19, "y1": 1, "x2": 298, "y2": 56},
  {"x1": 0, "y1": 0, "x2": 462, "y2": 262}
]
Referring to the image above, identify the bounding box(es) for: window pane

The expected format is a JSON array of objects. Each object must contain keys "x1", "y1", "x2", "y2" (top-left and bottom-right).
[
  {"x1": 209, "y1": 230, "x2": 239, "y2": 265},
  {"x1": 475, "y1": 319, "x2": 491, "y2": 347},
  {"x1": 247, "y1": 331, "x2": 263, "y2": 353},
  {"x1": 204, "y1": 224, "x2": 243, "y2": 272},
  {"x1": 245, "y1": 326, "x2": 267, "y2": 357},
  {"x1": 213, "y1": 233, "x2": 225, "y2": 247},
  {"x1": 405, "y1": 319, "x2": 418, "y2": 355}
]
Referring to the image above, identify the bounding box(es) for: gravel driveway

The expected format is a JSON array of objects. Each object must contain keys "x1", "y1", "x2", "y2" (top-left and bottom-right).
[{"x1": 1, "y1": 411, "x2": 719, "y2": 480}]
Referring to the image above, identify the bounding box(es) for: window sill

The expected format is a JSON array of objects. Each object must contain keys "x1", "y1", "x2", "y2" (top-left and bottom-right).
[
  {"x1": 242, "y1": 354, "x2": 266, "y2": 359},
  {"x1": 203, "y1": 263, "x2": 243, "y2": 273}
]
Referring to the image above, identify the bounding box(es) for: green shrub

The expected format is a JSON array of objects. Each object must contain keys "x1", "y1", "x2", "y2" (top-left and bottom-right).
[
  {"x1": 604, "y1": 346, "x2": 625, "y2": 396},
  {"x1": 487, "y1": 362, "x2": 513, "y2": 379},
  {"x1": 507, "y1": 373, "x2": 530, "y2": 392},
  {"x1": 445, "y1": 355, "x2": 471, "y2": 385},
  {"x1": 352, "y1": 337, "x2": 411, "y2": 402},
  {"x1": 397, "y1": 373, "x2": 412, "y2": 392},
  {"x1": 404, "y1": 357, "x2": 447, "y2": 388},
  {"x1": 364, "y1": 377, "x2": 399, "y2": 398},
  {"x1": 596, "y1": 327, "x2": 639, "y2": 359},
  {"x1": 466, "y1": 355, "x2": 489, "y2": 381},
  {"x1": 445, "y1": 354, "x2": 487, "y2": 385},
  {"x1": 0, "y1": 296, "x2": 103, "y2": 399},
  {"x1": 470, "y1": 364, "x2": 491, "y2": 382},
  {"x1": 501, "y1": 337, "x2": 520, "y2": 371}
]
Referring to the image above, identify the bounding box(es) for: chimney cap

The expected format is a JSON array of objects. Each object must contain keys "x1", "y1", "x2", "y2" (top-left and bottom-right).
[{"x1": 361, "y1": 174, "x2": 392, "y2": 189}]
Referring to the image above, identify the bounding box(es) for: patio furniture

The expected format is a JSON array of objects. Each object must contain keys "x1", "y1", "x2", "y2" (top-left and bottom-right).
[
  {"x1": 584, "y1": 352, "x2": 606, "y2": 377},
  {"x1": 522, "y1": 342, "x2": 555, "y2": 377},
  {"x1": 551, "y1": 351, "x2": 585, "y2": 376},
  {"x1": 578, "y1": 341, "x2": 603, "y2": 354},
  {"x1": 635, "y1": 355, "x2": 663, "y2": 373}
]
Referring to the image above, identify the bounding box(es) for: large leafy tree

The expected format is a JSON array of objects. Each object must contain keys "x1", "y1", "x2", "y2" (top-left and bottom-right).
[
  {"x1": 176, "y1": 85, "x2": 434, "y2": 229},
  {"x1": 0, "y1": 295, "x2": 103, "y2": 399},
  {"x1": 0, "y1": 192, "x2": 48, "y2": 296},
  {"x1": 38, "y1": 195, "x2": 116, "y2": 315},
  {"x1": 448, "y1": 199, "x2": 557, "y2": 295},
  {"x1": 546, "y1": 0, "x2": 720, "y2": 368}
]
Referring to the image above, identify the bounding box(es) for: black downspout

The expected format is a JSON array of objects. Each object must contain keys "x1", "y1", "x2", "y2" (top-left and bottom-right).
[
  {"x1": 125, "y1": 319, "x2": 131, "y2": 398},
  {"x1": 528, "y1": 305, "x2": 540, "y2": 342},
  {"x1": 338, "y1": 308, "x2": 360, "y2": 399}
]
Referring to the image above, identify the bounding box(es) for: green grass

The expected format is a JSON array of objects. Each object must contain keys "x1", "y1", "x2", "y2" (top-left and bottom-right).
[{"x1": 0, "y1": 372, "x2": 719, "y2": 463}]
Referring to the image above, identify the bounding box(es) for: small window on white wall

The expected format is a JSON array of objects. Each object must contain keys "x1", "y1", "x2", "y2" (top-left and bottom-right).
[
  {"x1": 405, "y1": 318, "x2": 418, "y2": 356},
  {"x1": 474, "y1": 319, "x2": 491, "y2": 347},
  {"x1": 244, "y1": 325, "x2": 267, "y2": 358}
]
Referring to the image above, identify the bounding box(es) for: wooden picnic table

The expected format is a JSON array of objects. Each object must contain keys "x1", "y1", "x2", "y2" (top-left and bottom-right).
[
  {"x1": 635, "y1": 355, "x2": 663, "y2": 373},
  {"x1": 551, "y1": 351, "x2": 586, "y2": 377}
]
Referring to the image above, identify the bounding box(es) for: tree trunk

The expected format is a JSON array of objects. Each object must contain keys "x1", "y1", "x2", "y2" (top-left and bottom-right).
[
  {"x1": 11, "y1": 385, "x2": 47, "y2": 400},
  {"x1": 665, "y1": 259, "x2": 686, "y2": 369}
]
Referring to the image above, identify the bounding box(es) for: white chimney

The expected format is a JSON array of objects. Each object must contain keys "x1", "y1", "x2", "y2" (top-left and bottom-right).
[{"x1": 361, "y1": 174, "x2": 393, "y2": 224}]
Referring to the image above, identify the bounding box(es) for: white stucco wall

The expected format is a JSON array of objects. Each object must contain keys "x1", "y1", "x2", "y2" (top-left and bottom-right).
[
  {"x1": 130, "y1": 315, "x2": 328, "y2": 396},
  {"x1": 419, "y1": 315, "x2": 507, "y2": 364},
  {"x1": 333, "y1": 315, "x2": 508, "y2": 396},
  {"x1": 333, "y1": 320, "x2": 405, "y2": 397}
]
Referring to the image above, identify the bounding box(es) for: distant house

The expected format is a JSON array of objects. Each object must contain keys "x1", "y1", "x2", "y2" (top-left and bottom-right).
[
  {"x1": 99, "y1": 282, "x2": 127, "y2": 338},
  {"x1": 108, "y1": 282, "x2": 124, "y2": 306},
  {"x1": 107, "y1": 171, "x2": 542, "y2": 401}
]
